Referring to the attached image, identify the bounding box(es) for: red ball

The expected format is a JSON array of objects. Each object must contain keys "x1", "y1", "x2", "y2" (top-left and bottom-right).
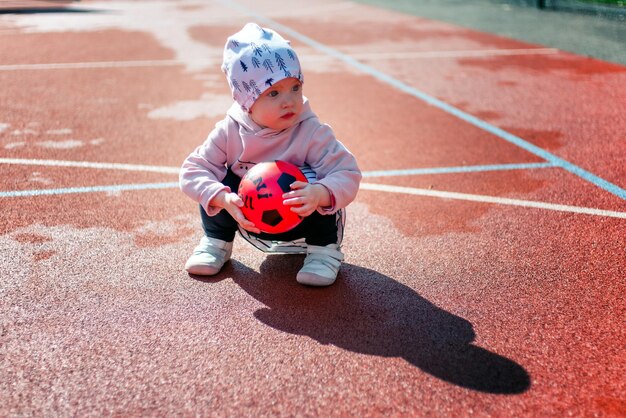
[{"x1": 238, "y1": 161, "x2": 308, "y2": 234}]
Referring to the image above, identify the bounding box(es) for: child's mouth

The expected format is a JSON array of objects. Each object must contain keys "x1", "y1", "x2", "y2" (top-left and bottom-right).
[{"x1": 281, "y1": 112, "x2": 295, "y2": 120}]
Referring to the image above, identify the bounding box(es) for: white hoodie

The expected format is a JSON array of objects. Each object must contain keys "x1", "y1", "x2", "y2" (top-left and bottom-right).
[{"x1": 180, "y1": 98, "x2": 362, "y2": 216}]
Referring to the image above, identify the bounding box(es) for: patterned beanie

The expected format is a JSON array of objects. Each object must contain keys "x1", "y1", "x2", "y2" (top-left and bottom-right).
[{"x1": 222, "y1": 23, "x2": 303, "y2": 112}]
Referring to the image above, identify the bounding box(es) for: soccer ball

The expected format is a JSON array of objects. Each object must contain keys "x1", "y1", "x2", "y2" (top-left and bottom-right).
[{"x1": 238, "y1": 161, "x2": 308, "y2": 234}]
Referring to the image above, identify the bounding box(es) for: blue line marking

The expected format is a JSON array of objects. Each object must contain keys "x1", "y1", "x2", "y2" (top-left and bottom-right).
[
  {"x1": 224, "y1": 1, "x2": 626, "y2": 200},
  {"x1": 362, "y1": 162, "x2": 555, "y2": 177},
  {"x1": 0, "y1": 182, "x2": 179, "y2": 198}
]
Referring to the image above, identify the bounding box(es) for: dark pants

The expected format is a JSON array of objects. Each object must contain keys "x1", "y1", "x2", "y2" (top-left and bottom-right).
[{"x1": 200, "y1": 169, "x2": 338, "y2": 246}]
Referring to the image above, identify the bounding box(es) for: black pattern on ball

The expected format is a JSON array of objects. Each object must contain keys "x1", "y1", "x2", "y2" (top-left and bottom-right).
[
  {"x1": 277, "y1": 173, "x2": 297, "y2": 194},
  {"x1": 261, "y1": 209, "x2": 283, "y2": 227}
]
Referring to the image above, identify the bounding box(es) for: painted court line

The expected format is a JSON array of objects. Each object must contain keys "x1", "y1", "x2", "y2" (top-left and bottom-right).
[
  {"x1": 0, "y1": 49, "x2": 558, "y2": 71},
  {"x1": 0, "y1": 158, "x2": 553, "y2": 176},
  {"x1": 0, "y1": 60, "x2": 191, "y2": 71},
  {"x1": 362, "y1": 162, "x2": 555, "y2": 177},
  {"x1": 359, "y1": 183, "x2": 626, "y2": 219},
  {"x1": 5, "y1": 157, "x2": 622, "y2": 218},
  {"x1": 223, "y1": 0, "x2": 626, "y2": 201},
  {"x1": 0, "y1": 158, "x2": 180, "y2": 174},
  {"x1": 0, "y1": 158, "x2": 622, "y2": 218},
  {"x1": 2, "y1": 180, "x2": 624, "y2": 219},
  {"x1": 349, "y1": 48, "x2": 559, "y2": 61},
  {"x1": 0, "y1": 182, "x2": 179, "y2": 198}
]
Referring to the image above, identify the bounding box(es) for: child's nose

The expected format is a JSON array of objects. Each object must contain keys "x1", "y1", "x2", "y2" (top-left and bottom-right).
[{"x1": 282, "y1": 95, "x2": 294, "y2": 108}]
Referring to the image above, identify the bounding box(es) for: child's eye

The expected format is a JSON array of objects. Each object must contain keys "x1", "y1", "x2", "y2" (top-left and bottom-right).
[
  {"x1": 292, "y1": 84, "x2": 300, "y2": 92},
  {"x1": 268, "y1": 90, "x2": 279, "y2": 97}
]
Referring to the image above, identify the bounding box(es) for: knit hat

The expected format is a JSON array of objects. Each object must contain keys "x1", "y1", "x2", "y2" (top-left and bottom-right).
[{"x1": 222, "y1": 23, "x2": 303, "y2": 112}]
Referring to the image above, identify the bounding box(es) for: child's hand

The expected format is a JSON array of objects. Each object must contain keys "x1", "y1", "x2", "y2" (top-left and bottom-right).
[
  {"x1": 282, "y1": 182, "x2": 330, "y2": 217},
  {"x1": 214, "y1": 191, "x2": 261, "y2": 234}
]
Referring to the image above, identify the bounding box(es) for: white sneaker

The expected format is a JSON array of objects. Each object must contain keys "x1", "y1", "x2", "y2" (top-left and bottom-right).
[
  {"x1": 185, "y1": 236, "x2": 233, "y2": 276},
  {"x1": 296, "y1": 244, "x2": 344, "y2": 286}
]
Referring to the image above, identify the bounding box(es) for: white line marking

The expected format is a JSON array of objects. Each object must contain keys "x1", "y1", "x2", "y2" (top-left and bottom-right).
[
  {"x1": 0, "y1": 182, "x2": 179, "y2": 198},
  {"x1": 1, "y1": 158, "x2": 556, "y2": 177},
  {"x1": 360, "y1": 183, "x2": 626, "y2": 219},
  {"x1": 3, "y1": 180, "x2": 623, "y2": 219},
  {"x1": 0, "y1": 158, "x2": 179, "y2": 174},
  {"x1": 0, "y1": 59, "x2": 191, "y2": 71},
  {"x1": 0, "y1": 49, "x2": 559, "y2": 71},
  {"x1": 362, "y1": 162, "x2": 555, "y2": 177},
  {"x1": 349, "y1": 48, "x2": 560, "y2": 61}
]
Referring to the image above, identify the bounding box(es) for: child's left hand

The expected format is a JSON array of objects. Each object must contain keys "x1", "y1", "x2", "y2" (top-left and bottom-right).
[{"x1": 282, "y1": 181, "x2": 330, "y2": 217}]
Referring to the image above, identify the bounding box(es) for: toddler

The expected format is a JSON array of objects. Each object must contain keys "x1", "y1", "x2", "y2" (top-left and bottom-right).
[{"x1": 179, "y1": 23, "x2": 361, "y2": 286}]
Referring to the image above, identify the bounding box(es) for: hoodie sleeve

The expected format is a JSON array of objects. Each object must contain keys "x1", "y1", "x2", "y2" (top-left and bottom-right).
[
  {"x1": 179, "y1": 119, "x2": 231, "y2": 216},
  {"x1": 305, "y1": 123, "x2": 362, "y2": 214}
]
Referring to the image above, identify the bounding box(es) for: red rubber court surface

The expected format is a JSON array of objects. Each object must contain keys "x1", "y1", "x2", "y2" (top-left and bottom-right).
[{"x1": 1, "y1": 0, "x2": 625, "y2": 416}]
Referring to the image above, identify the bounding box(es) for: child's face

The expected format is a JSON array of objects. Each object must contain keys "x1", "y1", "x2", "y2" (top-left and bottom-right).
[{"x1": 249, "y1": 77, "x2": 303, "y2": 131}]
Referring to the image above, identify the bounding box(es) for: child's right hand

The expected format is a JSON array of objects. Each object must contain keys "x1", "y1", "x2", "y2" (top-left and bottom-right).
[{"x1": 214, "y1": 191, "x2": 261, "y2": 234}]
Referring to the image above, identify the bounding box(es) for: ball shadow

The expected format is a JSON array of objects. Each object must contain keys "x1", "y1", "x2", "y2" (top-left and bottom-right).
[{"x1": 230, "y1": 256, "x2": 531, "y2": 394}]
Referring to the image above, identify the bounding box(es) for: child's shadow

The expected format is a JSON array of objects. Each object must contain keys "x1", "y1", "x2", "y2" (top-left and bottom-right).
[{"x1": 223, "y1": 256, "x2": 530, "y2": 394}]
